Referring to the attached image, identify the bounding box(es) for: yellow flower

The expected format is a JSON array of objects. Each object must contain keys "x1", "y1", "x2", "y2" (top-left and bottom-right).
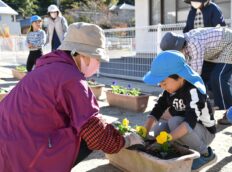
[
  {"x1": 156, "y1": 131, "x2": 172, "y2": 144},
  {"x1": 135, "y1": 126, "x2": 147, "y2": 138},
  {"x1": 122, "y1": 118, "x2": 129, "y2": 128}
]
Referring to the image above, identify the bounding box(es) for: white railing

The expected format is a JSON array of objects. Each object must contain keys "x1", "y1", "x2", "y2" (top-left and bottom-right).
[
  {"x1": 1, "y1": 19, "x2": 232, "y2": 80},
  {"x1": 102, "y1": 19, "x2": 232, "y2": 81}
]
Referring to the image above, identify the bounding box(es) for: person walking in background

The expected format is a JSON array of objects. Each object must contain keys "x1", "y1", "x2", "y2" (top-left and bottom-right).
[
  {"x1": 143, "y1": 50, "x2": 216, "y2": 171},
  {"x1": 46, "y1": 4, "x2": 68, "y2": 51},
  {"x1": 183, "y1": 0, "x2": 226, "y2": 33},
  {"x1": 0, "y1": 22, "x2": 144, "y2": 172},
  {"x1": 160, "y1": 27, "x2": 232, "y2": 124},
  {"x1": 26, "y1": 15, "x2": 46, "y2": 72}
]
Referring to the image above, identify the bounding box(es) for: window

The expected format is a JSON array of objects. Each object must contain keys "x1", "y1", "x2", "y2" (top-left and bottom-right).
[
  {"x1": 150, "y1": 0, "x2": 190, "y2": 25},
  {"x1": 176, "y1": 0, "x2": 191, "y2": 22},
  {"x1": 163, "y1": 0, "x2": 176, "y2": 24},
  {"x1": 150, "y1": 0, "x2": 161, "y2": 25},
  {"x1": 149, "y1": 0, "x2": 230, "y2": 25}
]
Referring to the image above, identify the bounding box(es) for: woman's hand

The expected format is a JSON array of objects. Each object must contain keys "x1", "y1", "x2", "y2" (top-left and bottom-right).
[{"x1": 124, "y1": 132, "x2": 145, "y2": 148}]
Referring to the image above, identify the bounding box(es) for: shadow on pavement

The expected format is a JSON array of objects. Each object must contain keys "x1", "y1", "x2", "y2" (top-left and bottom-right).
[
  {"x1": 206, "y1": 153, "x2": 232, "y2": 172},
  {"x1": 86, "y1": 164, "x2": 122, "y2": 172},
  {"x1": 216, "y1": 123, "x2": 232, "y2": 133},
  {"x1": 2, "y1": 65, "x2": 18, "y2": 69},
  {"x1": 0, "y1": 82, "x2": 18, "y2": 88},
  {"x1": 0, "y1": 77, "x2": 19, "y2": 82}
]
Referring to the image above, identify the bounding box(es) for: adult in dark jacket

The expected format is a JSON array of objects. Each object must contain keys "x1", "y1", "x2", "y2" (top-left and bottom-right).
[{"x1": 183, "y1": 0, "x2": 226, "y2": 33}]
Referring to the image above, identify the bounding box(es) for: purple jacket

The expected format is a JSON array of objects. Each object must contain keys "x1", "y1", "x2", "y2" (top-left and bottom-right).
[{"x1": 0, "y1": 50, "x2": 99, "y2": 172}]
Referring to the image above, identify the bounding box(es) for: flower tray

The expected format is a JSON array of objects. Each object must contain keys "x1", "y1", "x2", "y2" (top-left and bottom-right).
[
  {"x1": 12, "y1": 69, "x2": 26, "y2": 80},
  {"x1": 0, "y1": 93, "x2": 7, "y2": 102},
  {"x1": 89, "y1": 84, "x2": 105, "y2": 100},
  {"x1": 106, "y1": 90, "x2": 149, "y2": 112},
  {"x1": 106, "y1": 143, "x2": 199, "y2": 172}
]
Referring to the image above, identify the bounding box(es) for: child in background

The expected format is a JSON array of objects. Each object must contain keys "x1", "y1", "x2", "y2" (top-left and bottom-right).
[
  {"x1": 143, "y1": 50, "x2": 216, "y2": 171},
  {"x1": 26, "y1": 15, "x2": 46, "y2": 72}
]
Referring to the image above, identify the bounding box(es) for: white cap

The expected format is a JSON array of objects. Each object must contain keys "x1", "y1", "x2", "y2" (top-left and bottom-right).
[{"x1": 48, "y1": 4, "x2": 59, "y2": 13}]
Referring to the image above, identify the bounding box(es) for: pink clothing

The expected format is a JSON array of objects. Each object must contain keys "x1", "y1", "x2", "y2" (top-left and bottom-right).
[{"x1": 0, "y1": 50, "x2": 99, "y2": 172}]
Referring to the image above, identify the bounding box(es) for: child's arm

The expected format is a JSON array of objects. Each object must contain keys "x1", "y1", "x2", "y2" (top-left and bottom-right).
[
  {"x1": 26, "y1": 33, "x2": 32, "y2": 48},
  {"x1": 31, "y1": 30, "x2": 46, "y2": 48},
  {"x1": 170, "y1": 122, "x2": 189, "y2": 141},
  {"x1": 37, "y1": 30, "x2": 46, "y2": 47},
  {"x1": 144, "y1": 115, "x2": 157, "y2": 136}
]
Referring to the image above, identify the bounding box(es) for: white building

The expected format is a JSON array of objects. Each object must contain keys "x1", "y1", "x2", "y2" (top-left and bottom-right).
[
  {"x1": 135, "y1": 0, "x2": 232, "y2": 54},
  {"x1": 136, "y1": 0, "x2": 231, "y2": 27},
  {"x1": 0, "y1": 0, "x2": 21, "y2": 35}
]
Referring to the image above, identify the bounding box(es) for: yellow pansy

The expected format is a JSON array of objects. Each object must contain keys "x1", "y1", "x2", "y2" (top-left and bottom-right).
[
  {"x1": 156, "y1": 131, "x2": 172, "y2": 144},
  {"x1": 135, "y1": 126, "x2": 147, "y2": 138},
  {"x1": 122, "y1": 118, "x2": 129, "y2": 128}
]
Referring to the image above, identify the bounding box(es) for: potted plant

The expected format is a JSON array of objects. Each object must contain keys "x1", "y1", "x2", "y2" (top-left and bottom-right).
[
  {"x1": 12, "y1": 66, "x2": 27, "y2": 80},
  {"x1": 87, "y1": 79, "x2": 105, "y2": 100},
  {"x1": 106, "y1": 82, "x2": 149, "y2": 112},
  {"x1": 0, "y1": 88, "x2": 8, "y2": 102},
  {"x1": 106, "y1": 119, "x2": 200, "y2": 172}
]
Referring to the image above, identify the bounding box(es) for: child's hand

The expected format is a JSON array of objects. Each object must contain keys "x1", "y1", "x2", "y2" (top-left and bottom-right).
[{"x1": 28, "y1": 43, "x2": 33, "y2": 48}]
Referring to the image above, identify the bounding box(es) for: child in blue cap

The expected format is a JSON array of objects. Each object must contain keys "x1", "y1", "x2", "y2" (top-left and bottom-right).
[
  {"x1": 143, "y1": 50, "x2": 216, "y2": 171},
  {"x1": 26, "y1": 15, "x2": 46, "y2": 72}
]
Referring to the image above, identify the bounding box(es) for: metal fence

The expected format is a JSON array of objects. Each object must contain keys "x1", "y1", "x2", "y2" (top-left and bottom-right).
[
  {"x1": 102, "y1": 19, "x2": 232, "y2": 81},
  {"x1": 0, "y1": 36, "x2": 50, "y2": 66},
  {"x1": 1, "y1": 19, "x2": 232, "y2": 80}
]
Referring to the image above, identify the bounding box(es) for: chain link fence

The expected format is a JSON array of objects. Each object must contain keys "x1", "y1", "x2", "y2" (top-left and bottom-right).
[{"x1": 1, "y1": 19, "x2": 232, "y2": 80}]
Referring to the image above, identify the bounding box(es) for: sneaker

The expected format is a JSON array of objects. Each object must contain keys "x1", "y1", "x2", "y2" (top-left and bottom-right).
[
  {"x1": 218, "y1": 112, "x2": 231, "y2": 125},
  {"x1": 191, "y1": 147, "x2": 217, "y2": 172}
]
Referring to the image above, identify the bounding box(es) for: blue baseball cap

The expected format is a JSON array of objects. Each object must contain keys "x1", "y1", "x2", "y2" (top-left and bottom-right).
[
  {"x1": 143, "y1": 50, "x2": 206, "y2": 94},
  {"x1": 226, "y1": 107, "x2": 232, "y2": 123},
  {"x1": 30, "y1": 15, "x2": 42, "y2": 24}
]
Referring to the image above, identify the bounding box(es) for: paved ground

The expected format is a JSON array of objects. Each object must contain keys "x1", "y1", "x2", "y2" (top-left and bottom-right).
[
  {"x1": 70, "y1": 88, "x2": 232, "y2": 172},
  {"x1": 0, "y1": 63, "x2": 231, "y2": 172}
]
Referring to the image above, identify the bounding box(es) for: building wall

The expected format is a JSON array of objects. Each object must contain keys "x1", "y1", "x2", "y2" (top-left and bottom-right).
[
  {"x1": 135, "y1": 0, "x2": 149, "y2": 27},
  {"x1": 0, "y1": 14, "x2": 21, "y2": 35},
  {"x1": 135, "y1": 0, "x2": 232, "y2": 54},
  {"x1": 135, "y1": 0, "x2": 152, "y2": 53}
]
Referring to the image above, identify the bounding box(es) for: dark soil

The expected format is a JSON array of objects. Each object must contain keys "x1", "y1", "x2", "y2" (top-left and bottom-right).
[{"x1": 127, "y1": 139, "x2": 190, "y2": 160}]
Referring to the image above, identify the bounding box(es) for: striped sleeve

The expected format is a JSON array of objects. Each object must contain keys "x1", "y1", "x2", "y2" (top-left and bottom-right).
[
  {"x1": 80, "y1": 116, "x2": 125, "y2": 154},
  {"x1": 184, "y1": 88, "x2": 215, "y2": 132}
]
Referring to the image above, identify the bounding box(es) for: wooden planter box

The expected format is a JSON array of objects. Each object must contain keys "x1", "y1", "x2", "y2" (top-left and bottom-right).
[
  {"x1": 89, "y1": 84, "x2": 105, "y2": 100},
  {"x1": 106, "y1": 144, "x2": 200, "y2": 172},
  {"x1": 106, "y1": 90, "x2": 149, "y2": 112},
  {"x1": 12, "y1": 69, "x2": 26, "y2": 80}
]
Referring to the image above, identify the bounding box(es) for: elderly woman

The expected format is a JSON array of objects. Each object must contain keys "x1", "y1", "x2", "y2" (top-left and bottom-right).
[{"x1": 0, "y1": 22, "x2": 143, "y2": 172}]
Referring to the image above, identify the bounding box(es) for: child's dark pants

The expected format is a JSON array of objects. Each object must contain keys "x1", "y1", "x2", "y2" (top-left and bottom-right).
[{"x1": 26, "y1": 49, "x2": 42, "y2": 72}]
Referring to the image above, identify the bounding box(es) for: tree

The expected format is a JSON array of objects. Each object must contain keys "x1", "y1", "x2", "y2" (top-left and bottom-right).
[
  {"x1": 36, "y1": 0, "x2": 56, "y2": 16},
  {"x1": 4, "y1": 0, "x2": 39, "y2": 18}
]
